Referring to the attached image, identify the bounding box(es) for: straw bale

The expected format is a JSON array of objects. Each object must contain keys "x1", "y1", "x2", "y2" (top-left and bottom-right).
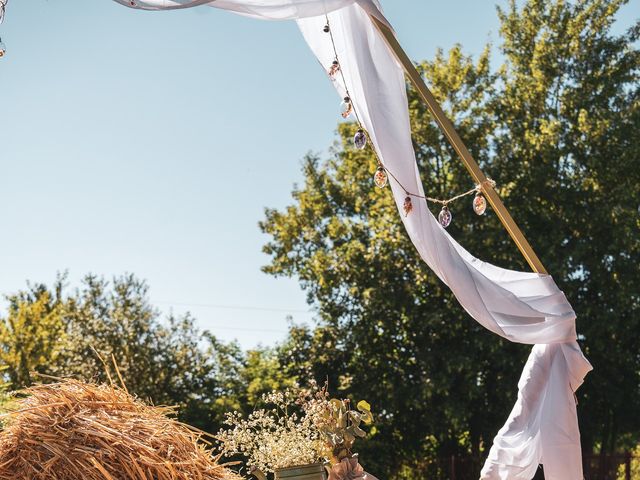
[{"x1": 0, "y1": 378, "x2": 241, "y2": 480}]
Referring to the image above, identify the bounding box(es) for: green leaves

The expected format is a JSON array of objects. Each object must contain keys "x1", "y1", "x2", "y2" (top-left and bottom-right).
[
  {"x1": 317, "y1": 397, "x2": 374, "y2": 461},
  {"x1": 261, "y1": 0, "x2": 640, "y2": 475},
  {"x1": 0, "y1": 281, "x2": 66, "y2": 388},
  {"x1": 0, "y1": 274, "x2": 248, "y2": 434},
  {"x1": 356, "y1": 400, "x2": 373, "y2": 425},
  {"x1": 0, "y1": 1, "x2": 636, "y2": 478}
]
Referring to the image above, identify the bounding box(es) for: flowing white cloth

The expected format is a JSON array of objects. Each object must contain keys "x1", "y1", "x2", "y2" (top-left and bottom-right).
[
  {"x1": 113, "y1": 1, "x2": 592, "y2": 477},
  {"x1": 111, "y1": 0, "x2": 356, "y2": 18},
  {"x1": 480, "y1": 342, "x2": 592, "y2": 479},
  {"x1": 0, "y1": 0, "x2": 7, "y2": 24},
  {"x1": 297, "y1": 6, "x2": 592, "y2": 476}
]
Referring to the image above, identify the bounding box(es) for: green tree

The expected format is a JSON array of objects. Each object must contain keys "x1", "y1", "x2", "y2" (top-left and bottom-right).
[
  {"x1": 203, "y1": 333, "x2": 247, "y2": 423},
  {"x1": 0, "y1": 366, "x2": 12, "y2": 412},
  {"x1": 242, "y1": 348, "x2": 295, "y2": 405},
  {"x1": 0, "y1": 280, "x2": 66, "y2": 388},
  {"x1": 617, "y1": 445, "x2": 640, "y2": 479},
  {"x1": 493, "y1": 0, "x2": 640, "y2": 459},
  {"x1": 55, "y1": 275, "x2": 206, "y2": 406},
  {"x1": 261, "y1": 0, "x2": 639, "y2": 476},
  {"x1": 51, "y1": 274, "x2": 236, "y2": 431},
  {"x1": 0, "y1": 274, "x2": 248, "y2": 433}
]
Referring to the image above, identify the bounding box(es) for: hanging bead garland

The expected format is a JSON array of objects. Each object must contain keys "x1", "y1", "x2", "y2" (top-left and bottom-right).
[
  {"x1": 438, "y1": 206, "x2": 452, "y2": 228},
  {"x1": 403, "y1": 196, "x2": 413, "y2": 217},
  {"x1": 323, "y1": 14, "x2": 496, "y2": 225},
  {"x1": 354, "y1": 129, "x2": 367, "y2": 150},
  {"x1": 473, "y1": 192, "x2": 487, "y2": 215},
  {"x1": 373, "y1": 166, "x2": 388, "y2": 188},
  {"x1": 340, "y1": 97, "x2": 353, "y2": 118},
  {"x1": 328, "y1": 60, "x2": 340, "y2": 79}
]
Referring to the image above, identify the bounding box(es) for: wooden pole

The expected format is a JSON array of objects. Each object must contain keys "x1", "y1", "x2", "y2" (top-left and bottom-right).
[{"x1": 369, "y1": 15, "x2": 548, "y2": 275}]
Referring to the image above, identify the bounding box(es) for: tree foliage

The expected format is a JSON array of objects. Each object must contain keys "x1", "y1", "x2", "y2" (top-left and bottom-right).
[
  {"x1": 260, "y1": 0, "x2": 639, "y2": 476},
  {"x1": 0, "y1": 1, "x2": 637, "y2": 479},
  {"x1": 55, "y1": 274, "x2": 210, "y2": 412},
  {"x1": 0, "y1": 281, "x2": 65, "y2": 388},
  {"x1": 0, "y1": 274, "x2": 239, "y2": 432}
]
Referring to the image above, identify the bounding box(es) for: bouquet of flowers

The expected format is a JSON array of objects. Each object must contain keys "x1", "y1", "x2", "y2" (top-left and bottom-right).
[{"x1": 216, "y1": 381, "x2": 373, "y2": 477}]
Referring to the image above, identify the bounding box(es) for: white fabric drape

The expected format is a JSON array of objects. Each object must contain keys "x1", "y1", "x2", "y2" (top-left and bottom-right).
[
  {"x1": 114, "y1": 1, "x2": 592, "y2": 478},
  {"x1": 297, "y1": 6, "x2": 592, "y2": 477},
  {"x1": 0, "y1": 0, "x2": 7, "y2": 24},
  {"x1": 480, "y1": 342, "x2": 592, "y2": 479},
  {"x1": 112, "y1": 0, "x2": 356, "y2": 18}
]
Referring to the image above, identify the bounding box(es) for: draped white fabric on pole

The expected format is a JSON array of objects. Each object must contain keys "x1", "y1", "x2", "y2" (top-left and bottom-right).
[
  {"x1": 113, "y1": 1, "x2": 593, "y2": 477},
  {"x1": 112, "y1": 0, "x2": 356, "y2": 18}
]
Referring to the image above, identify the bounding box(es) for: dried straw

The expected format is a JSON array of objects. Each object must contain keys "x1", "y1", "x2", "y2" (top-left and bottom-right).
[{"x1": 0, "y1": 378, "x2": 241, "y2": 480}]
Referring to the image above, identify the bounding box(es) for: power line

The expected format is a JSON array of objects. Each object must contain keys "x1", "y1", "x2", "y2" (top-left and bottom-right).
[
  {"x1": 154, "y1": 301, "x2": 313, "y2": 315},
  {"x1": 201, "y1": 325, "x2": 288, "y2": 334},
  {"x1": 0, "y1": 295, "x2": 304, "y2": 335}
]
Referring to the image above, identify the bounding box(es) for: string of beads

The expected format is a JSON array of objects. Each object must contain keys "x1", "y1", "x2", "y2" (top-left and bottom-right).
[{"x1": 322, "y1": 15, "x2": 494, "y2": 228}]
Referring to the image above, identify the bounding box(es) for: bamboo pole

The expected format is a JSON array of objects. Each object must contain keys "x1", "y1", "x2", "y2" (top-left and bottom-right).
[{"x1": 369, "y1": 15, "x2": 548, "y2": 275}]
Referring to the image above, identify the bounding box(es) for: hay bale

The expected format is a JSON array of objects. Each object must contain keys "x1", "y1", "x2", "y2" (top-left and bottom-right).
[{"x1": 0, "y1": 378, "x2": 241, "y2": 480}]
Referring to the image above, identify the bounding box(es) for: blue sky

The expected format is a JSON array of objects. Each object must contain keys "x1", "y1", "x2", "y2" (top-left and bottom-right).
[{"x1": 1, "y1": 1, "x2": 637, "y2": 348}]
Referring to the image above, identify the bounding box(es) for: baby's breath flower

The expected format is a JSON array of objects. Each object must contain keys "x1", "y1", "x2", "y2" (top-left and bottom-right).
[
  {"x1": 217, "y1": 383, "x2": 373, "y2": 474},
  {"x1": 217, "y1": 385, "x2": 328, "y2": 473}
]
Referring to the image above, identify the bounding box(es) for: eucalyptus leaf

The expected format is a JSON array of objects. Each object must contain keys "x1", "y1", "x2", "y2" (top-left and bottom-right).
[
  {"x1": 344, "y1": 430, "x2": 355, "y2": 445},
  {"x1": 360, "y1": 410, "x2": 373, "y2": 425},
  {"x1": 348, "y1": 411, "x2": 362, "y2": 427},
  {"x1": 356, "y1": 400, "x2": 371, "y2": 413},
  {"x1": 339, "y1": 412, "x2": 347, "y2": 428}
]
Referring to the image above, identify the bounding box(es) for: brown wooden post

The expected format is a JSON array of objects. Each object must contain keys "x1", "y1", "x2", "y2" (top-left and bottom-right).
[
  {"x1": 450, "y1": 455, "x2": 456, "y2": 480},
  {"x1": 369, "y1": 14, "x2": 548, "y2": 275}
]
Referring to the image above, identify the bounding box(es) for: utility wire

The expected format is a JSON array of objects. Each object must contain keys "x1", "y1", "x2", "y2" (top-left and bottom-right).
[
  {"x1": 155, "y1": 301, "x2": 313, "y2": 314},
  {"x1": 201, "y1": 325, "x2": 289, "y2": 334}
]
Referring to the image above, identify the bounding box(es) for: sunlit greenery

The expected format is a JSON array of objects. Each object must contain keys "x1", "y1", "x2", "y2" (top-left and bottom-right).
[
  {"x1": 260, "y1": 0, "x2": 639, "y2": 475},
  {"x1": 0, "y1": 1, "x2": 637, "y2": 478}
]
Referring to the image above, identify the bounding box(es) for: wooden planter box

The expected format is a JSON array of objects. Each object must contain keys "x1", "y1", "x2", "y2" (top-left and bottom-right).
[{"x1": 274, "y1": 463, "x2": 328, "y2": 480}]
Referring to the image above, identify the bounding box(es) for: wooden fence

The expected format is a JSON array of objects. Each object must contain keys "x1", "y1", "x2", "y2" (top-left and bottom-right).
[{"x1": 416, "y1": 452, "x2": 638, "y2": 480}]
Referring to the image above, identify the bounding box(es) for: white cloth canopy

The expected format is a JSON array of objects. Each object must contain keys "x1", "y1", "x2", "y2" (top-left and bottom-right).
[
  {"x1": 112, "y1": 0, "x2": 356, "y2": 18},
  {"x1": 114, "y1": 1, "x2": 592, "y2": 478},
  {"x1": 0, "y1": 0, "x2": 7, "y2": 24}
]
